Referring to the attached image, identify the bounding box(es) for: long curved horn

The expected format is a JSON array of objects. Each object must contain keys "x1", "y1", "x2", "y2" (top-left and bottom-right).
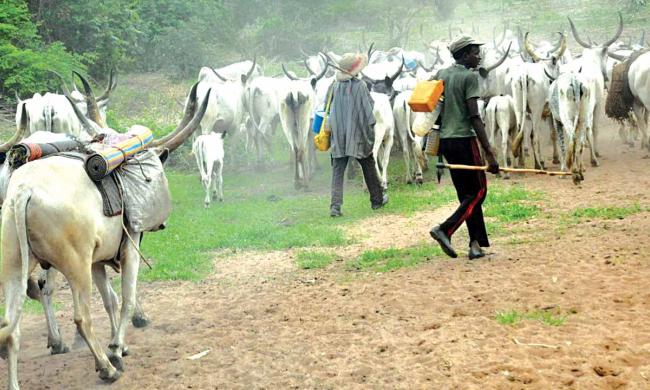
[
  {"x1": 304, "y1": 59, "x2": 316, "y2": 75},
  {"x1": 524, "y1": 33, "x2": 542, "y2": 63},
  {"x1": 543, "y1": 68, "x2": 556, "y2": 83},
  {"x1": 48, "y1": 70, "x2": 75, "y2": 98},
  {"x1": 150, "y1": 83, "x2": 200, "y2": 147},
  {"x1": 390, "y1": 56, "x2": 405, "y2": 82},
  {"x1": 367, "y1": 42, "x2": 375, "y2": 62},
  {"x1": 65, "y1": 95, "x2": 103, "y2": 136},
  {"x1": 210, "y1": 68, "x2": 228, "y2": 82},
  {"x1": 553, "y1": 33, "x2": 567, "y2": 59},
  {"x1": 0, "y1": 104, "x2": 29, "y2": 152},
  {"x1": 300, "y1": 46, "x2": 310, "y2": 57},
  {"x1": 568, "y1": 17, "x2": 592, "y2": 48},
  {"x1": 242, "y1": 57, "x2": 256, "y2": 83},
  {"x1": 479, "y1": 42, "x2": 511, "y2": 78},
  {"x1": 487, "y1": 42, "x2": 512, "y2": 72},
  {"x1": 160, "y1": 89, "x2": 211, "y2": 153},
  {"x1": 281, "y1": 64, "x2": 299, "y2": 81},
  {"x1": 607, "y1": 51, "x2": 627, "y2": 62},
  {"x1": 602, "y1": 12, "x2": 624, "y2": 48},
  {"x1": 73, "y1": 71, "x2": 106, "y2": 128},
  {"x1": 97, "y1": 68, "x2": 116, "y2": 102},
  {"x1": 312, "y1": 62, "x2": 328, "y2": 82},
  {"x1": 417, "y1": 60, "x2": 434, "y2": 72}
]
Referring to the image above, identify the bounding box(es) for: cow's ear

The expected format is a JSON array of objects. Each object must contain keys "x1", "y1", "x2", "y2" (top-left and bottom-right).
[
  {"x1": 311, "y1": 78, "x2": 317, "y2": 90},
  {"x1": 157, "y1": 148, "x2": 170, "y2": 165},
  {"x1": 552, "y1": 57, "x2": 558, "y2": 66},
  {"x1": 0, "y1": 152, "x2": 5, "y2": 165}
]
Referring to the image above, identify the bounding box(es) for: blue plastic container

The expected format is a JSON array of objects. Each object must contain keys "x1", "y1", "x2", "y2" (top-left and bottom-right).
[{"x1": 312, "y1": 110, "x2": 326, "y2": 134}]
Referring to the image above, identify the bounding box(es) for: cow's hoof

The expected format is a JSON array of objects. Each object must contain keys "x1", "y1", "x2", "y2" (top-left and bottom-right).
[
  {"x1": 503, "y1": 174, "x2": 510, "y2": 180},
  {"x1": 99, "y1": 365, "x2": 121, "y2": 382},
  {"x1": 415, "y1": 178, "x2": 423, "y2": 185},
  {"x1": 406, "y1": 178, "x2": 413, "y2": 185},
  {"x1": 552, "y1": 158, "x2": 560, "y2": 164},
  {"x1": 0, "y1": 343, "x2": 7, "y2": 360},
  {"x1": 49, "y1": 341, "x2": 70, "y2": 355},
  {"x1": 595, "y1": 152, "x2": 601, "y2": 158},
  {"x1": 122, "y1": 346, "x2": 130, "y2": 357},
  {"x1": 109, "y1": 354, "x2": 125, "y2": 372},
  {"x1": 591, "y1": 160, "x2": 599, "y2": 167},
  {"x1": 132, "y1": 313, "x2": 150, "y2": 329}
]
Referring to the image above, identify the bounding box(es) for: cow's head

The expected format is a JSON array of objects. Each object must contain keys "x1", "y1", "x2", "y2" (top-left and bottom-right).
[
  {"x1": 360, "y1": 56, "x2": 404, "y2": 100},
  {"x1": 210, "y1": 58, "x2": 258, "y2": 86},
  {"x1": 282, "y1": 62, "x2": 328, "y2": 90},
  {"x1": 568, "y1": 12, "x2": 623, "y2": 82}
]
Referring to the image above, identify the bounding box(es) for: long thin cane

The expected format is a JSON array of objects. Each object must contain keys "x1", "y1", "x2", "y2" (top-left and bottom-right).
[{"x1": 436, "y1": 162, "x2": 572, "y2": 176}]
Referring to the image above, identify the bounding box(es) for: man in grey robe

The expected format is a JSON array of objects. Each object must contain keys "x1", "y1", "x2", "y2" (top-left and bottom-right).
[{"x1": 328, "y1": 52, "x2": 387, "y2": 217}]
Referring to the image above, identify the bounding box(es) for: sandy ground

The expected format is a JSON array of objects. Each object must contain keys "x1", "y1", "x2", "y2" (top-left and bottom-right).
[{"x1": 1, "y1": 128, "x2": 650, "y2": 389}]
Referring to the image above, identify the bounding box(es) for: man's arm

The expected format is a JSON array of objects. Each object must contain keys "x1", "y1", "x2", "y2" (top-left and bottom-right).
[{"x1": 466, "y1": 97, "x2": 499, "y2": 174}]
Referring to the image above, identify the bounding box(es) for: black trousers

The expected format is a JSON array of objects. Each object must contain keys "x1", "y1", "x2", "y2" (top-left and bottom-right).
[
  {"x1": 439, "y1": 137, "x2": 490, "y2": 247},
  {"x1": 331, "y1": 155, "x2": 383, "y2": 210}
]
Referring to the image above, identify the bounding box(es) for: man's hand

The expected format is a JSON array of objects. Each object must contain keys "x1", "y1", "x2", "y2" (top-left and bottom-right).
[{"x1": 485, "y1": 151, "x2": 500, "y2": 174}]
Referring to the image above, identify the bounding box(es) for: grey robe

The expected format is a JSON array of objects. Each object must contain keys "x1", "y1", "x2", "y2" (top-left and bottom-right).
[{"x1": 329, "y1": 78, "x2": 376, "y2": 159}]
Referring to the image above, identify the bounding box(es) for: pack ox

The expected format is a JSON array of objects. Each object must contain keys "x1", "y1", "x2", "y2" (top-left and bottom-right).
[{"x1": 0, "y1": 81, "x2": 209, "y2": 389}]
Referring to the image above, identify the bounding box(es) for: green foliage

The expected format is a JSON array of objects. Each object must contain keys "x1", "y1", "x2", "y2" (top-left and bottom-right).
[
  {"x1": 295, "y1": 251, "x2": 337, "y2": 269},
  {"x1": 349, "y1": 245, "x2": 444, "y2": 273},
  {"x1": 496, "y1": 309, "x2": 568, "y2": 326},
  {"x1": 0, "y1": 0, "x2": 84, "y2": 97},
  {"x1": 484, "y1": 186, "x2": 541, "y2": 222}
]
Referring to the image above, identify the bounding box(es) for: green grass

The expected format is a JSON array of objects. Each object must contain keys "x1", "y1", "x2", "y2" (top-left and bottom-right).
[
  {"x1": 496, "y1": 309, "x2": 568, "y2": 326},
  {"x1": 348, "y1": 245, "x2": 445, "y2": 273},
  {"x1": 0, "y1": 299, "x2": 61, "y2": 316},
  {"x1": 295, "y1": 250, "x2": 337, "y2": 270},
  {"x1": 570, "y1": 204, "x2": 644, "y2": 220},
  {"x1": 484, "y1": 186, "x2": 542, "y2": 223}
]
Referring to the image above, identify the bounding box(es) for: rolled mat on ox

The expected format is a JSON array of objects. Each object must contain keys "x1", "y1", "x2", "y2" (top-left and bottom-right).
[
  {"x1": 8, "y1": 139, "x2": 85, "y2": 169},
  {"x1": 85, "y1": 126, "x2": 153, "y2": 181}
]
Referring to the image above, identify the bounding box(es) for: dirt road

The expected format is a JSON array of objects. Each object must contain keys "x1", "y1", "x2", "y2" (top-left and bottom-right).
[{"x1": 2, "y1": 133, "x2": 650, "y2": 389}]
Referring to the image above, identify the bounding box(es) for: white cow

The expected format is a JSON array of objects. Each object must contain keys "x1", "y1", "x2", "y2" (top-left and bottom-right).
[
  {"x1": 244, "y1": 76, "x2": 284, "y2": 163},
  {"x1": 628, "y1": 51, "x2": 650, "y2": 151},
  {"x1": 199, "y1": 59, "x2": 262, "y2": 83},
  {"x1": 370, "y1": 92, "x2": 395, "y2": 190},
  {"x1": 567, "y1": 12, "x2": 624, "y2": 164},
  {"x1": 193, "y1": 132, "x2": 225, "y2": 207}
]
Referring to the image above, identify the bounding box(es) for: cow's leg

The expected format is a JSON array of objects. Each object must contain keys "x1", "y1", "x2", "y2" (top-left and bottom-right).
[
  {"x1": 92, "y1": 264, "x2": 119, "y2": 340},
  {"x1": 1, "y1": 267, "x2": 30, "y2": 389},
  {"x1": 39, "y1": 269, "x2": 70, "y2": 355},
  {"x1": 412, "y1": 140, "x2": 425, "y2": 185},
  {"x1": 530, "y1": 117, "x2": 545, "y2": 170},
  {"x1": 379, "y1": 136, "x2": 393, "y2": 190},
  {"x1": 205, "y1": 159, "x2": 214, "y2": 207},
  {"x1": 108, "y1": 234, "x2": 142, "y2": 371},
  {"x1": 215, "y1": 160, "x2": 224, "y2": 201},
  {"x1": 401, "y1": 132, "x2": 414, "y2": 184},
  {"x1": 68, "y1": 265, "x2": 120, "y2": 382},
  {"x1": 586, "y1": 126, "x2": 599, "y2": 167},
  {"x1": 132, "y1": 295, "x2": 149, "y2": 328},
  {"x1": 293, "y1": 148, "x2": 302, "y2": 190},
  {"x1": 633, "y1": 103, "x2": 649, "y2": 151},
  {"x1": 550, "y1": 122, "x2": 560, "y2": 165}
]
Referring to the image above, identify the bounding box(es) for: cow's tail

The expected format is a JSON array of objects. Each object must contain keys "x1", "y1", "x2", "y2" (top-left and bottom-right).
[
  {"x1": 248, "y1": 86, "x2": 261, "y2": 131},
  {"x1": 0, "y1": 189, "x2": 32, "y2": 343},
  {"x1": 44, "y1": 100, "x2": 53, "y2": 133},
  {"x1": 404, "y1": 100, "x2": 415, "y2": 142},
  {"x1": 512, "y1": 74, "x2": 527, "y2": 157}
]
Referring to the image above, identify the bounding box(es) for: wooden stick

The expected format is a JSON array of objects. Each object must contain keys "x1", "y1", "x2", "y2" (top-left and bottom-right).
[{"x1": 437, "y1": 163, "x2": 572, "y2": 176}]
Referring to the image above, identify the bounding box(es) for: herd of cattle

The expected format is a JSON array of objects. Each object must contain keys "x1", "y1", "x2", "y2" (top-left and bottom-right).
[{"x1": 0, "y1": 13, "x2": 649, "y2": 389}]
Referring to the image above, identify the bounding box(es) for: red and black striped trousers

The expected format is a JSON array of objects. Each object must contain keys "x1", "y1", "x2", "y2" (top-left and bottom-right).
[{"x1": 439, "y1": 137, "x2": 490, "y2": 247}]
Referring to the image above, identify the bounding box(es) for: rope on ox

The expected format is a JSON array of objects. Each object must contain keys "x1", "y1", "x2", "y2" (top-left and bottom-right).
[{"x1": 436, "y1": 162, "x2": 572, "y2": 176}]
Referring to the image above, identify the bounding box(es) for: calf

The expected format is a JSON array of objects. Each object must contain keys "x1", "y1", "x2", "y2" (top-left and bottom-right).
[{"x1": 192, "y1": 132, "x2": 225, "y2": 207}]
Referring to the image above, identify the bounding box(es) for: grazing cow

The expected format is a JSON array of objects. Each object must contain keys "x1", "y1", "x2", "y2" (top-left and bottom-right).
[
  {"x1": 484, "y1": 95, "x2": 517, "y2": 178},
  {"x1": 0, "y1": 83, "x2": 209, "y2": 389},
  {"x1": 193, "y1": 132, "x2": 225, "y2": 207}
]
